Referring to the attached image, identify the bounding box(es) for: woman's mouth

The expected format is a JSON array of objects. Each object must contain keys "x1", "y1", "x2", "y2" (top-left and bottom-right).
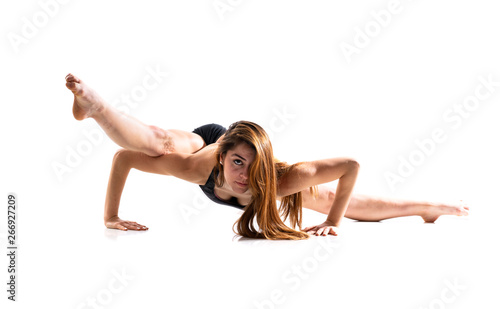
[{"x1": 235, "y1": 181, "x2": 248, "y2": 187}]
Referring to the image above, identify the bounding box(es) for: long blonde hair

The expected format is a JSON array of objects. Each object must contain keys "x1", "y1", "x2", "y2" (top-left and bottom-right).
[{"x1": 215, "y1": 121, "x2": 314, "y2": 240}]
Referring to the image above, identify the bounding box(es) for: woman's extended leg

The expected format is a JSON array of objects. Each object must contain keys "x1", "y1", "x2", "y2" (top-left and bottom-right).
[
  {"x1": 300, "y1": 185, "x2": 469, "y2": 223},
  {"x1": 65, "y1": 73, "x2": 205, "y2": 156}
]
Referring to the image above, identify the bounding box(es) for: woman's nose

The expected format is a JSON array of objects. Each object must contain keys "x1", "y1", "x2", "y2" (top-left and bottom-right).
[{"x1": 240, "y1": 169, "x2": 248, "y2": 180}]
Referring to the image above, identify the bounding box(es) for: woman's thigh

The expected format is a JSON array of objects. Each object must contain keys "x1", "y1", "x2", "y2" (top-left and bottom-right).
[
  {"x1": 164, "y1": 129, "x2": 206, "y2": 154},
  {"x1": 278, "y1": 185, "x2": 335, "y2": 215}
]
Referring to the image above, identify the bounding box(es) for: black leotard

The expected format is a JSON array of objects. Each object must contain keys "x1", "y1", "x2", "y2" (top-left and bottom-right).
[{"x1": 192, "y1": 123, "x2": 245, "y2": 210}]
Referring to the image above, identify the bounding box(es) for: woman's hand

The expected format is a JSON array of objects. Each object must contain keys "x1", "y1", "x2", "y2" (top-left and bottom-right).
[
  {"x1": 105, "y1": 215, "x2": 148, "y2": 231},
  {"x1": 302, "y1": 221, "x2": 339, "y2": 236}
]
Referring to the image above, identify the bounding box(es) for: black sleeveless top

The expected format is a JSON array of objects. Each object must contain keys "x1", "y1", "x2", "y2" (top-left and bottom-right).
[
  {"x1": 192, "y1": 123, "x2": 245, "y2": 210},
  {"x1": 199, "y1": 168, "x2": 245, "y2": 210}
]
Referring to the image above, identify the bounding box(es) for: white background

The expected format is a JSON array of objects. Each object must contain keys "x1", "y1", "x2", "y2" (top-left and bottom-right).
[{"x1": 1, "y1": 0, "x2": 499, "y2": 308}]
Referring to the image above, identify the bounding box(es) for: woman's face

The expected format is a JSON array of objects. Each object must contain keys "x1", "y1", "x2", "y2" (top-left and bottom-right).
[{"x1": 220, "y1": 142, "x2": 256, "y2": 194}]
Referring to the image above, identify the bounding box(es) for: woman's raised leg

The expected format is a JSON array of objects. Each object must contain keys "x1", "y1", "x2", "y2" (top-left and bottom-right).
[
  {"x1": 300, "y1": 185, "x2": 469, "y2": 223},
  {"x1": 65, "y1": 73, "x2": 205, "y2": 156}
]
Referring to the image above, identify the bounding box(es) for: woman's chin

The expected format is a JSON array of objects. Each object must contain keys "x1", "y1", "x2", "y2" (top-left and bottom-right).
[
  {"x1": 236, "y1": 188, "x2": 248, "y2": 194},
  {"x1": 232, "y1": 184, "x2": 249, "y2": 194}
]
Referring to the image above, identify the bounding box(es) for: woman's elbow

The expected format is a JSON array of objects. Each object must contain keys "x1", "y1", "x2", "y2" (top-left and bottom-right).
[
  {"x1": 112, "y1": 149, "x2": 133, "y2": 169},
  {"x1": 344, "y1": 158, "x2": 360, "y2": 173}
]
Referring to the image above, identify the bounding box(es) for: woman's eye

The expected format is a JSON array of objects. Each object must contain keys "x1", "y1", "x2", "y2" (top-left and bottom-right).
[{"x1": 233, "y1": 160, "x2": 243, "y2": 165}]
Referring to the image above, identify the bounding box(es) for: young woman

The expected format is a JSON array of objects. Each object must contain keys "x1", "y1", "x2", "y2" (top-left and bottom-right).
[{"x1": 65, "y1": 73, "x2": 469, "y2": 240}]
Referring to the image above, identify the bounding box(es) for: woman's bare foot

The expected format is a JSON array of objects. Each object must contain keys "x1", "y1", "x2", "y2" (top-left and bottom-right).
[
  {"x1": 65, "y1": 73, "x2": 105, "y2": 120},
  {"x1": 421, "y1": 201, "x2": 470, "y2": 223}
]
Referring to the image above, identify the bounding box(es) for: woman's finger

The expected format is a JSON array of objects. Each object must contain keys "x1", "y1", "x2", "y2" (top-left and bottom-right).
[
  {"x1": 126, "y1": 222, "x2": 141, "y2": 229},
  {"x1": 122, "y1": 221, "x2": 139, "y2": 228},
  {"x1": 131, "y1": 222, "x2": 148, "y2": 230},
  {"x1": 306, "y1": 228, "x2": 317, "y2": 234},
  {"x1": 126, "y1": 222, "x2": 148, "y2": 230},
  {"x1": 117, "y1": 223, "x2": 128, "y2": 231},
  {"x1": 132, "y1": 222, "x2": 148, "y2": 230},
  {"x1": 321, "y1": 226, "x2": 331, "y2": 236}
]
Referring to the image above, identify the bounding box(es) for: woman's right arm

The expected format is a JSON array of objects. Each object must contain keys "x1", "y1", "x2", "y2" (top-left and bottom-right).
[
  {"x1": 104, "y1": 145, "x2": 218, "y2": 230},
  {"x1": 104, "y1": 149, "x2": 148, "y2": 230}
]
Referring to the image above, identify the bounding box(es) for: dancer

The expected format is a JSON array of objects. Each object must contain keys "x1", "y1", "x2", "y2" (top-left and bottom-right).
[{"x1": 65, "y1": 73, "x2": 469, "y2": 240}]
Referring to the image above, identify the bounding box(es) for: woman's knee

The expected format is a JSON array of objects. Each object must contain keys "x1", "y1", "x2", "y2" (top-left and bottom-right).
[
  {"x1": 320, "y1": 188, "x2": 336, "y2": 213},
  {"x1": 146, "y1": 126, "x2": 175, "y2": 156},
  {"x1": 326, "y1": 189, "x2": 335, "y2": 203},
  {"x1": 148, "y1": 128, "x2": 206, "y2": 155},
  {"x1": 301, "y1": 186, "x2": 336, "y2": 214}
]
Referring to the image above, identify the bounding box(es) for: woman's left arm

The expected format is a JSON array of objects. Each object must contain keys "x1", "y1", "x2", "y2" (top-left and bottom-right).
[{"x1": 277, "y1": 157, "x2": 360, "y2": 236}]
